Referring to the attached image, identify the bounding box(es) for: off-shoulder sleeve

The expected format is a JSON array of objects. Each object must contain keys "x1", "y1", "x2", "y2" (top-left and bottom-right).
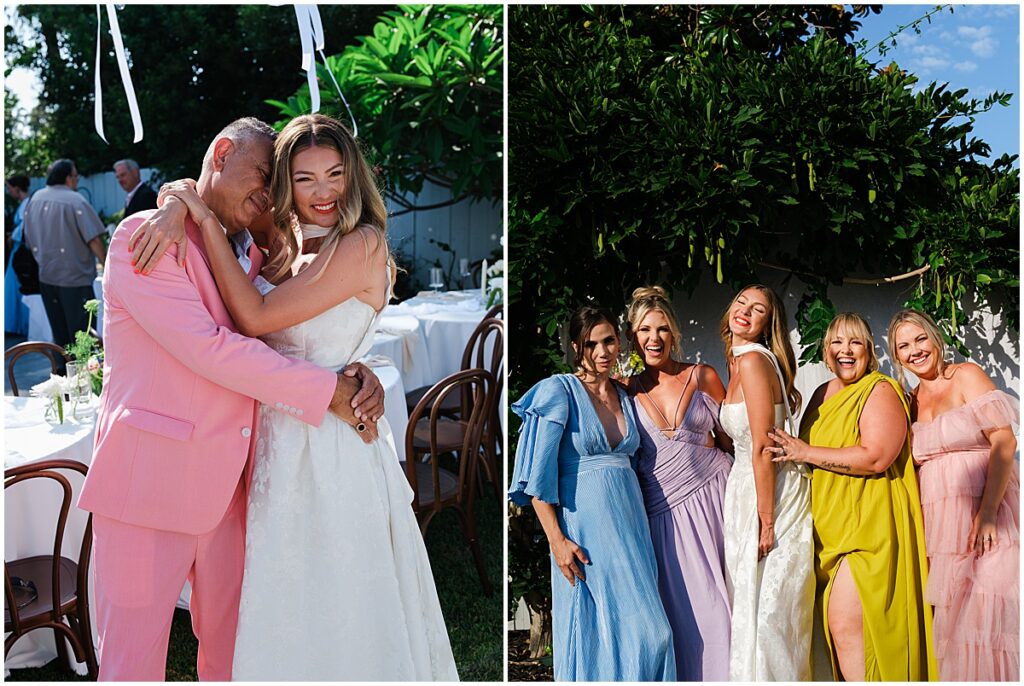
[
  {"x1": 966, "y1": 389, "x2": 1020, "y2": 434},
  {"x1": 508, "y1": 376, "x2": 570, "y2": 507}
]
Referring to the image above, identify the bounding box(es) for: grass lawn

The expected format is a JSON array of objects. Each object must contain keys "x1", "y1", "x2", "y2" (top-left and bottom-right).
[{"x1": 6, "y1": 492, "x2": 503, "y2": 681}]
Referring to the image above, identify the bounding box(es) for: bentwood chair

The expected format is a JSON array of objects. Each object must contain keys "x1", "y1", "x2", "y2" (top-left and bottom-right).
[
  {"x1": 4, "y1": 459, "x2": 97, "y2": 678},
  {"x1": 404, "y1": 318, "x2": 504, "y2": 494},
  {"x1": 404, "y1": 368, "x2": 495, "y2": 596},
  {"x1": 5, "y1": 342, "x2": 70, "y2": 396},
  {"x1": 404, "y1": 316, "x2": 502, "y2": 417}
]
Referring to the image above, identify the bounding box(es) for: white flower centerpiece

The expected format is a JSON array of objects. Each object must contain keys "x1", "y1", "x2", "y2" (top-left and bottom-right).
[
  {"x1": 30, "y1": 374, "x2": 73, "y2": 424},
  {"x1": 485, "y1": 259, "x2": 505, "y2": 309}
]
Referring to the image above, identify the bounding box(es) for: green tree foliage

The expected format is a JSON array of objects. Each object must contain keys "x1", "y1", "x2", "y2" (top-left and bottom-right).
[
  {"x1": 4, "y1": 4, "x2": 383, "y2": 178},
  {"x1": 269, "y1": 4, "x2": 503, "y2": 212},
  {"x1": 511, "y1": 3, "x2": 1016, "y2": 388},
  {"x1": 508, "y1": 3, "x2": 1018, "y2": 654}
]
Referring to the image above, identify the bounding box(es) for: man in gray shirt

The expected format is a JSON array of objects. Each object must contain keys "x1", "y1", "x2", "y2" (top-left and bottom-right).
[{"x1": 22, "y1": 158, "x2": 107, "y2": 351}]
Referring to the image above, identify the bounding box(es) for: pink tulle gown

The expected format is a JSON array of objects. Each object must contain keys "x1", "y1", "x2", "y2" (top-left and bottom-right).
[{"x1": 912, "y1": 390, "x2": 1020, "y2": 681}]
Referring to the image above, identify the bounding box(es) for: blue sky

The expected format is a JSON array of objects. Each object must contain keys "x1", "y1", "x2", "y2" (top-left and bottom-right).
[{"x1": 856, "y1": 4, "x2": 1019, "y2": 162}]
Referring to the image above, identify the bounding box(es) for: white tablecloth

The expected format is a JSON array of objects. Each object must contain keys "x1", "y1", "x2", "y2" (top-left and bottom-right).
[
  {"x1": 366, "y1": 332, "x2": 405, "y2": 380},
  {"x1": 385, "y1": 290, "x2": 490, "y2": 390},
  {"x1": 5, "y1": 396, "x2": 97, "y2": 675},
  {"x1": 374, "y1": 315, "x2": 434, "y2": 390}
]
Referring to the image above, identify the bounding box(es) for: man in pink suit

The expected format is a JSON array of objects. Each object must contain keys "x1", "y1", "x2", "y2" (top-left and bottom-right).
[{"x1": 78, "y1": 118, "x2": 383, "y2": 681}]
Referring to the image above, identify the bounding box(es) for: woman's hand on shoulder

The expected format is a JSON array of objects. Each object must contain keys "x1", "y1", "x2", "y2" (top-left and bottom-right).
[{"x1": 128, "y1": 196, "x2": 190, "y2": 273}]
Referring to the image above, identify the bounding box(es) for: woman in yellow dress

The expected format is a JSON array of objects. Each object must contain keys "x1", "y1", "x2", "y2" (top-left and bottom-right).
[{"x1": 768, "y1": 313, "x2": 937, "y2": 681}]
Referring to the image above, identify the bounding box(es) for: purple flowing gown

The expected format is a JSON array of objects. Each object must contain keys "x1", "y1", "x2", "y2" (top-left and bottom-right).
[{"x1": 631, "y1": 387, "x2": 733, "y2": 681}]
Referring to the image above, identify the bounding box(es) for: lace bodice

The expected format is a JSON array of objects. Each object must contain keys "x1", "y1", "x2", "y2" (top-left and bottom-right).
[{"x1": 253, "y1": 275, "x2": 382, "y2": 368}]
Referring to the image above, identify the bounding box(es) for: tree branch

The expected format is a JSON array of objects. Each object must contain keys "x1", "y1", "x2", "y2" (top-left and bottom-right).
[
  {"x1": 756, "y1": 260, "x2": 932, "y2": 285},
  {"x1": 387, "y1": 193, "x2": 472, "y2": 217}
]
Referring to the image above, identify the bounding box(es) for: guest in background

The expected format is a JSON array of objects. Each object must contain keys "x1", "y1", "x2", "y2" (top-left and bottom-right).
[
  {"x1": 114, "y1": 158, "x2": 158, "y2": 217},
  {"x1": 771, "y1": 312, "x2": 937, "y2": 681},
  {"x1": 4, "y1": 174, "x2": 31, "y2": 335},
  {"x1": 623, "y1": 286, "x2": 732, "y2": 680},
  {"x1": 509, "y1": 305, "x2": 676, "y2": 681},
  {"x1": 22, "y1": 159, "x2": 107, "y2": 351},
  {"x1": 889, "y1": 309, "x2": 1019, "y2": 681}
]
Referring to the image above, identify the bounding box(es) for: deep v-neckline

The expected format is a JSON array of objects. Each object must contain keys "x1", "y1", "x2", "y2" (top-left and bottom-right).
[
  {"x1": 571, "y1": 375, "x2": 631, "y2": 452},
  {"x1": 636, "y1": 365, "x2": 699, "y2": 441}
]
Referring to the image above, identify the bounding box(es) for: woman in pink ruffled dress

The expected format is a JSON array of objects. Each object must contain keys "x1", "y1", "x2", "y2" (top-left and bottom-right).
[{"x1": 889, "y1": 309, "x2": 1019, "y2": 681}]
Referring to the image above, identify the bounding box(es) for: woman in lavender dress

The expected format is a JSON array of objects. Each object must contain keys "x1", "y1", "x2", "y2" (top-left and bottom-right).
[{"x1": 623, "y1": 286, "x2": 733, "y2": 680}]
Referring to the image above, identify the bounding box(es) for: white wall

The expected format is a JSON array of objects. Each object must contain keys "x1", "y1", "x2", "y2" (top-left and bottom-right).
[
  {"x1": 653, "y1": 270, "x2": 1019, "y2": 424},
  {"x1": 386, "y1": 180, "x2": 502, "y2": 289},
  {"x1": 27, "y1": 168, "x2": 159, "y2": 220}
]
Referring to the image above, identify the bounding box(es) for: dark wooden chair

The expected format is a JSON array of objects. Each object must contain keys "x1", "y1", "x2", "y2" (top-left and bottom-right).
[
  {"x1": 483, "y1": 303, "x2": 503, "y2": 320},
  {"x1": 404, "y1": 368, "x2": 495, "y2": 596},
  {"x1": 5, "y1": 342, "x2": 70, "y2": 396},
  {"x1": 404, "y1": 316, "x2": 502, "y2": 417},
  {"x1": 467, "y1": 260, "x2": 483, "y2": 289},
  {"x1": 404, "y1": 317, "x2": 504, "y2": 494},
  {"x1": 4, "y1": 459, "x2": 97, "y2": 678}
]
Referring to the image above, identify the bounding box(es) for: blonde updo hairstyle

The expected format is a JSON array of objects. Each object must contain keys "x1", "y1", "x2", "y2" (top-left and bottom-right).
[
  {"x1": 719, "y1": 284, "x2": 802, "y2": 415},
  {"x1": 267, "y1": 113, "x2": 388, "y2": 282},
  {"x1": 886, "y1": 309, "x2": 948, "y2": 389},
  {"x1": 625, "y1": 286, "x2": 683, "y2": 360},
  {"x1": 823, "y1": 312, "x2": 880, "y2": 376}
]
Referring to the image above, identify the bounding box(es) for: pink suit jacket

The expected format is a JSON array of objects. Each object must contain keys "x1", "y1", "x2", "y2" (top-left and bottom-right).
[{"x1": 79, "y1": 212, "x2": 337, "y2": 535}]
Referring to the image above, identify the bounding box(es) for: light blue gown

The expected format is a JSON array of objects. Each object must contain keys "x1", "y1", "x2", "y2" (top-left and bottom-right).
[
  {"x1": 4, "y1": 200, "x2": 30, "y2": 335},
  {"x1": 510, "y1": 374, "x2": 676, "y2": 681}
]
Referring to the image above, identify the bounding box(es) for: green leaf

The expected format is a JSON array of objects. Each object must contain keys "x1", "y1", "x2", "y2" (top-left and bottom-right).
[{"x1": 373, "y1": 73, "x2": 432, "y2": 88}]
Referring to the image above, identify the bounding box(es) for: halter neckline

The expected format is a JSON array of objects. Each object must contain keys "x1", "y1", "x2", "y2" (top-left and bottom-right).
[{"x1": 299, "y1": 222, "x2": 332, "y2": 240}]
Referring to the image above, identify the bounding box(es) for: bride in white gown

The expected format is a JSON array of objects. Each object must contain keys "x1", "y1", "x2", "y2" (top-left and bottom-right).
[
  {"x1": 718, "y1": 285, "x2": 814, "y2": 681},
  {"x1": 153, "y1": 114, "x2": 458, "y2": 681}
]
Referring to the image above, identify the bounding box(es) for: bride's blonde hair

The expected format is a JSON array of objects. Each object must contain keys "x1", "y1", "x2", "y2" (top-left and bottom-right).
[{"x1": 265, "y1": 114, "x2": 389, "y2": 283}]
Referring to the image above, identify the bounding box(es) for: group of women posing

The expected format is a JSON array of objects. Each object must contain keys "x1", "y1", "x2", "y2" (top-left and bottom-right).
[{"x1": 509, "y1": 284, "x2": 1019, "y2": 682}]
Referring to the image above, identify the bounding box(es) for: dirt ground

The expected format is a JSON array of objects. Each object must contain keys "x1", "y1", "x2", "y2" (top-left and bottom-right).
[{"x1": 507, "y1": 630, "x2": 553, "y2": 681}]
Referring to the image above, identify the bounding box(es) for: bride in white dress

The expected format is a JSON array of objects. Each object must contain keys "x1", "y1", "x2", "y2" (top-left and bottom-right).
[
  {"x1": 718, "y1": 285, "x2": 814, "y2": 681},
  {"x1": 152, "y1": 114, "x2": 458, "y2": 681}
]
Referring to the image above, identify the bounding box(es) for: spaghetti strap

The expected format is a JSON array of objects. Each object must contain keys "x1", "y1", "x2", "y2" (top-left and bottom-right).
[{"x1": 639, "y1": 364, "x2": 699, "y2": 433}]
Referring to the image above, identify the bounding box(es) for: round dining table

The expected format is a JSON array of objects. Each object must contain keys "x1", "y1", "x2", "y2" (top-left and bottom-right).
[
  {"x1": 5, "y1": 395, "x2": 101, "y2": 676},
  {"x1": 383, "y1": 290, "x2": 491, "y2": 391}
]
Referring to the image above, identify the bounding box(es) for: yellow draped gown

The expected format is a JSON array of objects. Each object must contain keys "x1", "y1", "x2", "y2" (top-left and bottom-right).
[{"x1": 801, "y1": 371, "x2": 938, "y2": 681}]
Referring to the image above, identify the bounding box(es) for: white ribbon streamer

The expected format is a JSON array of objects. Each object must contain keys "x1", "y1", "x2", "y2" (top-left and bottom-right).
[
  {"x1": 293, "y1": 4, "x2": 358, "y2": 136},
  {"x1": 94, "y1": 3, "x2": 143, "y2": 143}
]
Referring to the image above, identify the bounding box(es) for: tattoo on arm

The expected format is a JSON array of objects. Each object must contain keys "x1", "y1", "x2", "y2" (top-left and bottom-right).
[{"x1": 820, "y1": 460, "x2": 852, "y2": 472}]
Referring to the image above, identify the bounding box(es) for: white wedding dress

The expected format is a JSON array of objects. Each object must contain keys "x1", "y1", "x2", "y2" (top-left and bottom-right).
[
  {"x1": 719, "y1": 343, "x2": 814, "y2": 681},
  {"x1": 231, "y1": 268, "x2": 459, "y2": 681}
]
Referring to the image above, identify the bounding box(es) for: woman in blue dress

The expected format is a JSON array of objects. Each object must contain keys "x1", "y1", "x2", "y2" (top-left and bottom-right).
[
  {"x1": 5, "y1": 174, "x2": 31, "y2": 335},
  {"x1": 509, "y1": 305, "x2": 676, "y2": 681}
]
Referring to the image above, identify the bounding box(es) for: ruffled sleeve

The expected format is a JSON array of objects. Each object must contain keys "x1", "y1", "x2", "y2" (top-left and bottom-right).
[
  {"x1": 508, "y1": 375, "x2": 570, "y2": 507},
  {"x1": 965, "y1": 389, "x2": 1020, "y2": 434}
]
